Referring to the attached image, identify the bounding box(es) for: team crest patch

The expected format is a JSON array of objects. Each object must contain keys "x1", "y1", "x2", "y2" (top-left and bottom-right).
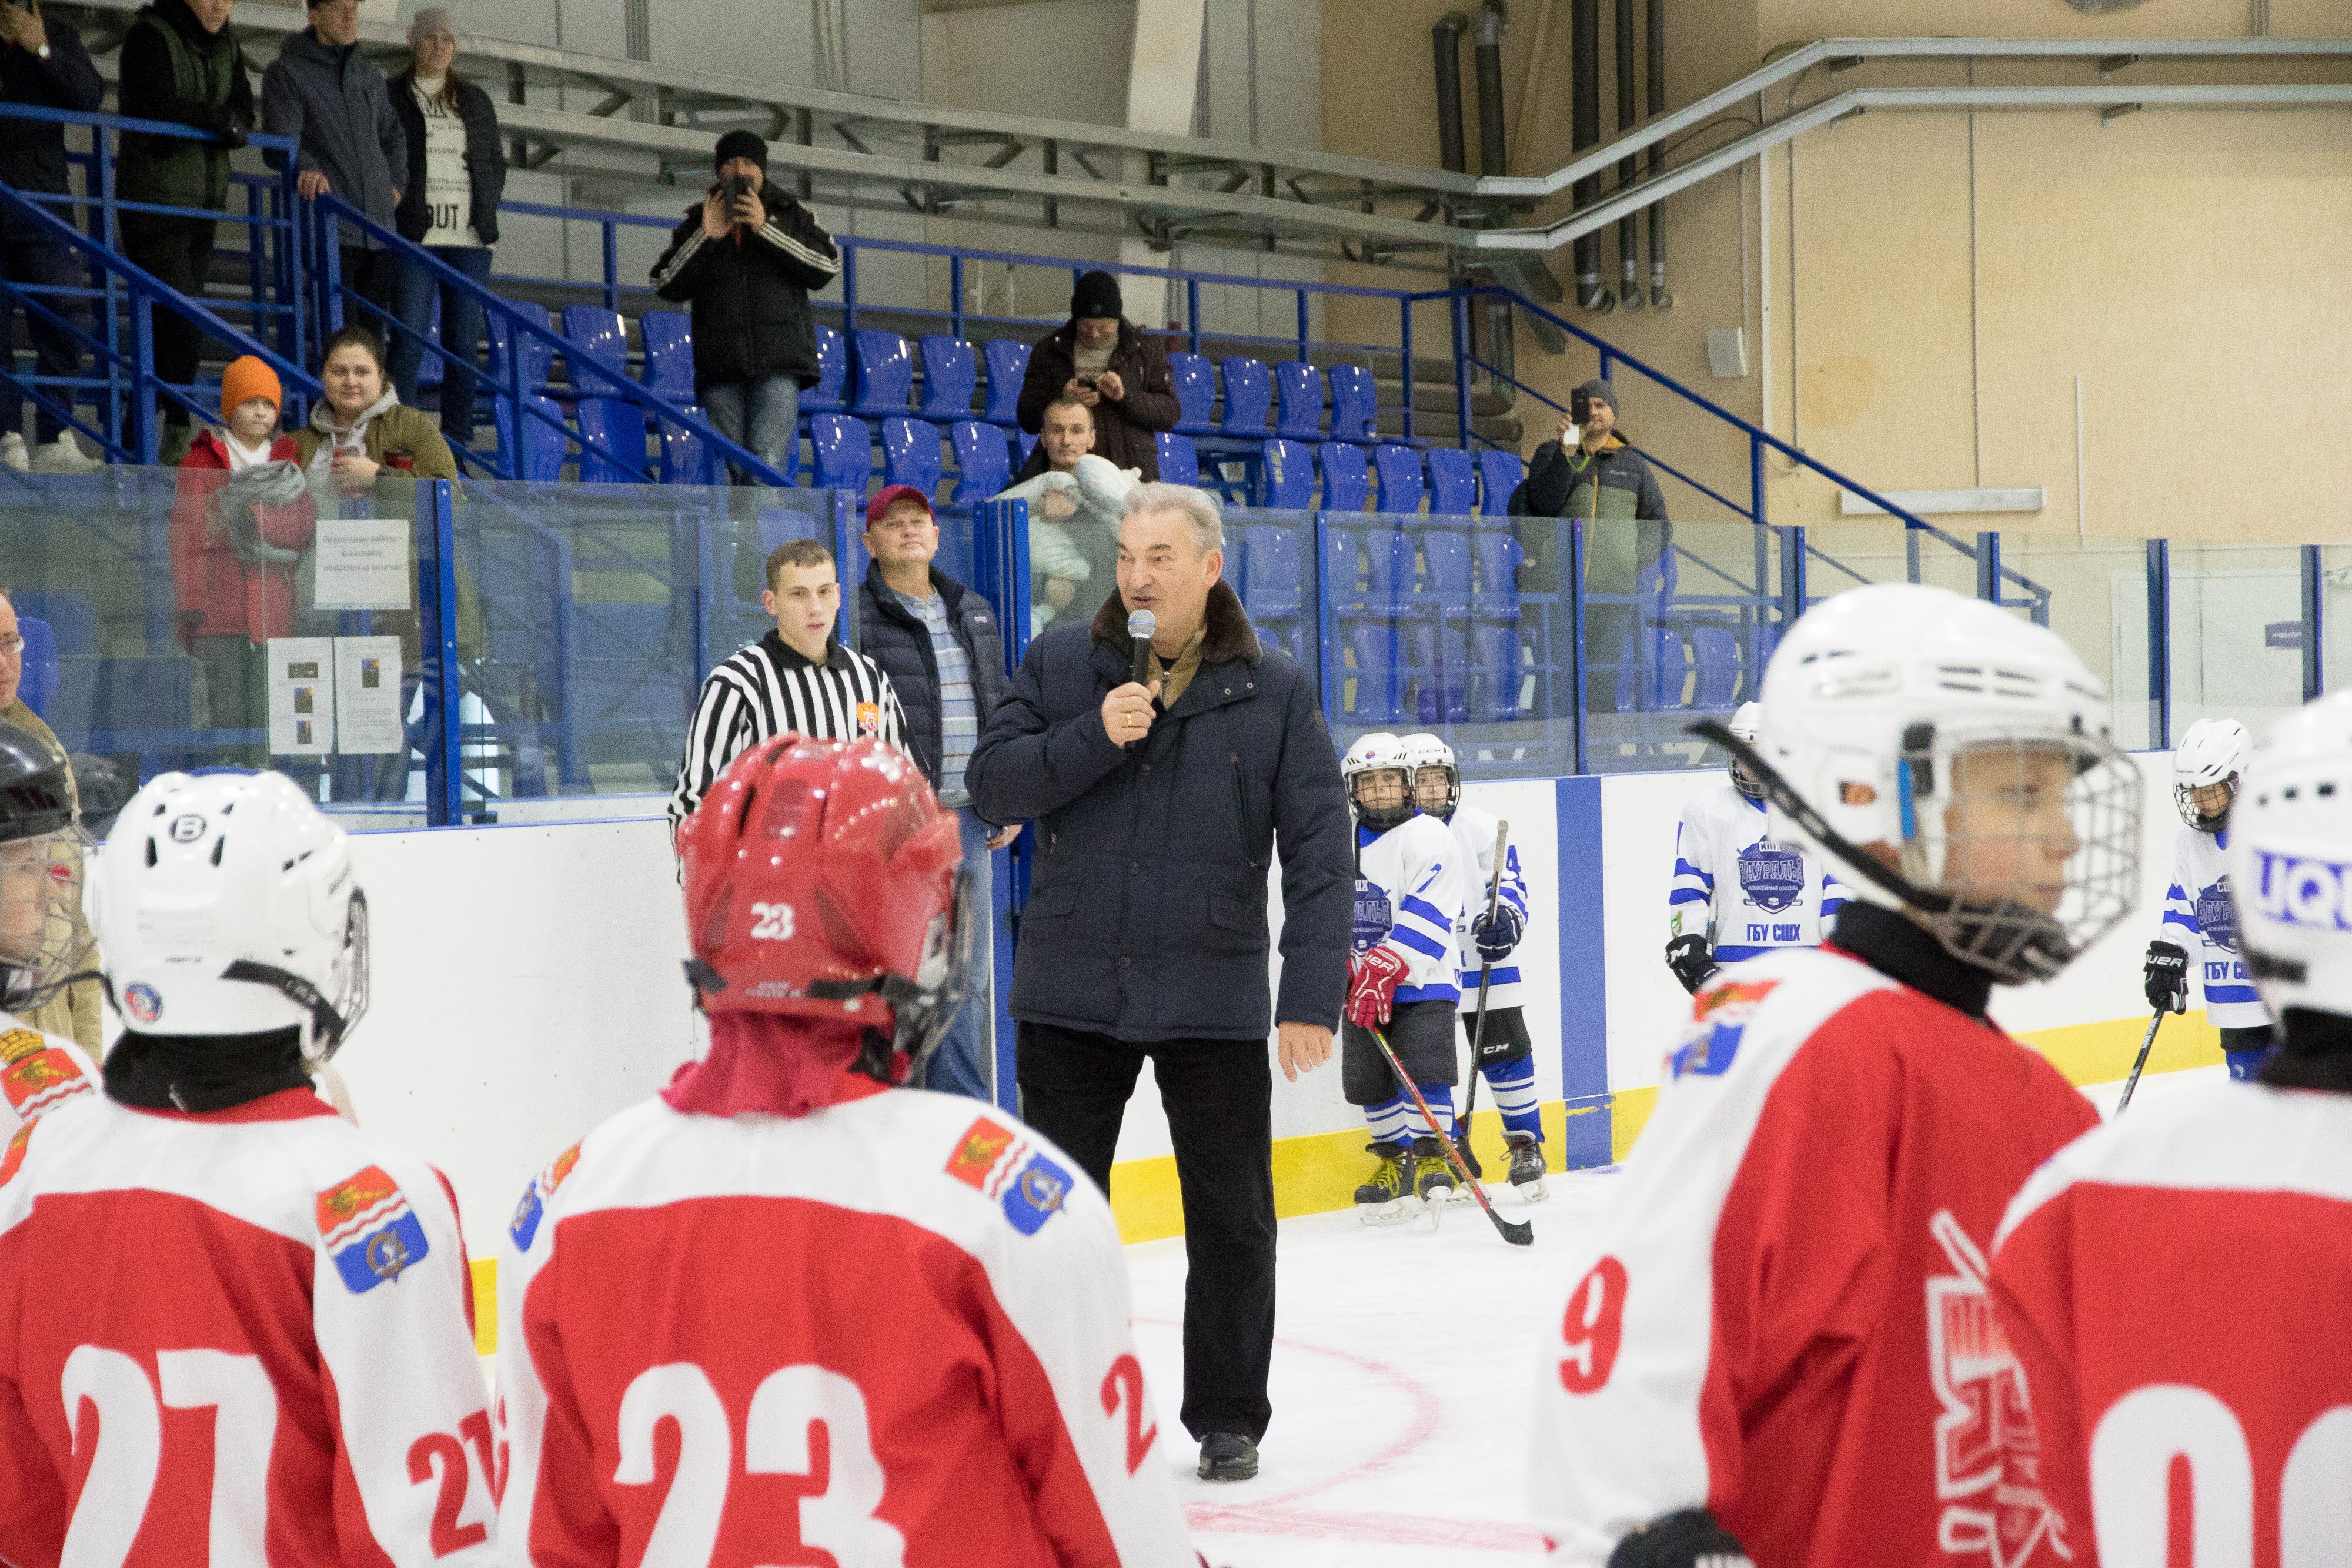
[
  {"x1": 0, "y1": 1029, "x2": 46, "y2": 1065},
  {"x1": 0, "y1": 1043, "x2": 90, "y2": 1122},
  {"x1": 2194, "y1": 878, "x2": 2239, "y2": 953},
  {"x1": 946, "y1": 1116, "x2": 1017, "y2": 1190},
  {"x1": 856, "y1": 701, "x2": 882, "y2": 738},
  {"x1": 316, "y1": 1166, "x2": 432, "y2": 1293},
  {"x1": 1000, "y1": 1152, "x2": 1073, "y2": 1235},
  {"x1": 1736, "y1": 840, "x2": 1806, "y2": 914},
  {"x1": 0, "y1": 1126, "x2": 32, "y2": 1186},
  {"x1": 508, "y1": 1141, "x2": 584, "y2": 1252},
  {"x1": 1668, "y1": 979, "x2": 1779, "y2": 1080},
  {"x1": 124, "y1": 984, "x2": 163, "y2": 1024},
  {"x1": 944, "y1": 1116, "x2": 1071, "y2": 1235},
  {"x1": 1351, "y1": 878, "x2": 1394, "y2": 954}
]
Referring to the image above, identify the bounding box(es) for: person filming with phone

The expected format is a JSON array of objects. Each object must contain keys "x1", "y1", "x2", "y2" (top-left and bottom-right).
[
  {"x1": 650, "y1": 129, "x2": 839, "y2": 484},
  {"x1": 1013, "y1": 269, "x2": 1180, "y2": 484}
]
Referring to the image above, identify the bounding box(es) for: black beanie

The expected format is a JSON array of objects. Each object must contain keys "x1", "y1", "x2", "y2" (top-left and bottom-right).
[
  {"x1": 1573, "y1": 377, "x2": 1619, "y2": 415},
  {"x1": 714, "y1": 130, "x2": 769, "y2": 173},
  {"x1": 1071, "y1": 270, "x2": 1124, "y2": 322}
]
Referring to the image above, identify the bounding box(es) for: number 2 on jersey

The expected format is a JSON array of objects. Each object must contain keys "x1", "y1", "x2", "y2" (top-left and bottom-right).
[{"x1": 1099, "y1": 1353, "x2": 1157, "y2": 1474}]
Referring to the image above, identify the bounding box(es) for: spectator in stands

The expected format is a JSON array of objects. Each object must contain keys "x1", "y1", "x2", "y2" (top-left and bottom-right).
[
  {"x1": 994, "y1": 394, "x2": 1138, "y2": 636},
  {"x1": 292, "y1": 323, "x2": 455, "y2": 495},
  {"x1": 1511, "y1": 378, "x2": 1669, "y2": 714},
  {"x1": 386, "y1": 7, "x2": 505, "y2": 447},
  {"x1": 0, "y1": 0, "x2": 105, "y2": 474},
  {"x1": 650, "y1": 131, "x2": 839, "y2": 484},
  {"x1": 854, "y1": 484, "x2": 1017, "y2": 1101},
  {"x1": 115, "y1": 0, "x2": 255, "y2": 467},
  {"x1": 263, "y1": 0, "x2": 406, "y2": 327},
  {"x1": 1015, "y1": 270, "x2": 1178, "y2": 484},
  {"x1": 0, "y1": 588, "x2": 101, "y2": 1054},
  {"x1": 170, "y1": 355, "x2": 315, "y2": 761}
]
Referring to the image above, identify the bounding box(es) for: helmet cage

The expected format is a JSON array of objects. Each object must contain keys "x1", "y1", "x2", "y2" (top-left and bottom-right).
[
  {"x1": 808, "y1": 862, "x2": 978, "y2": 1084},
  {"x1": 2174, "y1": 775, "x2": 2236, "y2": 834},
  {"x1": 221, "y1": 887, "x2": 371, "y2": 1062},
  {"x1": 0, "y1": 826, "x2": 96, "y2": 1014},
  {"x1": 1348, "y1": 768, "x2": 1415, "y2": 833}
]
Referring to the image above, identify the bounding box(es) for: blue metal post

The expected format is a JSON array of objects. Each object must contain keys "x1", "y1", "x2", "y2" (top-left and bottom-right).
[
  {"x1": 602, "y1": 219, "x2": 620, "y2": 315},
  {"x1": 1296, "y1": 288, "x2": 1310, "y2": 364},
  {"x1": 1187, "y1": 278, "x2": 1202, "y2": 356},
  {"x1": 129, "y1": 294, "x2": 158, "y2": 465},
  {"x1": 1782, "y1": 524, "x2": 1808, "y2": 622},
  {"x1": 1398, "y1": 296, "x2": 1415, "y2": 444},
  {"x1": 1314, "y1": 514, "x2": 1338, "y2": 723},
  {"x1": 1976, "y1": 531, "x2": 2001, "y2": 606},
  {"x1": 100, "y1": 129, "x2": 122, "y2": 452},
  {"x1": 1451, "y1": 290, "x2": 1472, "y2": 452},
  {"x1": 1568, "y1": 520, "x2": 1588, "y2": 774},
  {"x1": 2303, "y1": 543, "x2": 2325, "y2": 701},
  {"x1": 949, "y1": 253, "x2": 964, "y2": 339},
  {"x1": 427, "y1": 480, "x2": 465, "y2": 825},
  {"x1": 843, "y1": 245, "x2": 859, "y2": 343},
  {"x1": 2146, "y1": 539, "x2": 2171, "y2": 750},
  {"x1": 1748, "y1": 432, "x2": 1763, "y2": 527}
]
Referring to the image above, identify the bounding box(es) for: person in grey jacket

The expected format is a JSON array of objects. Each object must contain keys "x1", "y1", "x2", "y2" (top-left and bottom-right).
[
  {"x1": 966, "y1": 480, "x2": 1351, "y2": 1485},
  {"x1": 262, "y1": 0, "x2": 404, "y2": 323}
]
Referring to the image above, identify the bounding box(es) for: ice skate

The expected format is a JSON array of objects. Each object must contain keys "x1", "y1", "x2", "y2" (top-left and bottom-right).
[
  {"x1": 1504, "y1": 1129, "x2": 1549, "y2": 1203},
  {"x1": 1412, "y1": 1136, "x2": 1455, "y2": 1203},
  {"x1": 1354, "y1": 1141, "x2": 1416, "y2": 1224}
]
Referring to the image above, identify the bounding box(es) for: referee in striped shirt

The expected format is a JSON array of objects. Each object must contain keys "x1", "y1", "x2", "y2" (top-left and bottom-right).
[{"x1": 667, "y1": 537, "x2": 907, "y2": 842}]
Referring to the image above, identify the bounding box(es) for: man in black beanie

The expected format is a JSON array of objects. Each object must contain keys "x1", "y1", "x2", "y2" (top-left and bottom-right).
[
  {"x1": 1014, "y1": 268, "x2": 1180, "y2": 487},
  {"x1": 652, "y1": 128, "x2": 840, "y2": 483}
]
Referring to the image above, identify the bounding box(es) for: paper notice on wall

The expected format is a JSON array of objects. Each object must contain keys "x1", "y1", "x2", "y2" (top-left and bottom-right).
[
  {"x1": 332, "y1": 637, "x2": 405, "y2": 755},
  {"x1": 312, "y1": 517, "x2": 413, "y2": 611},
  {"x1": 266, "y1": 637, "x2": 335, "y2": 755}
]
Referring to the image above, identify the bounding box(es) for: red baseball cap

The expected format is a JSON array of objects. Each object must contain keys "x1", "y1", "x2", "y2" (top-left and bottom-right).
[{"x1": 865, "y1": 484, "x2": 934, "y2": 529}]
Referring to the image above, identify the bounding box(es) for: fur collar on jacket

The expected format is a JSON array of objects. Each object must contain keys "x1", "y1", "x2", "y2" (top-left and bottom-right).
[{"x1": 1089, "y1": 578, "x2": 1261, "y2": 668}]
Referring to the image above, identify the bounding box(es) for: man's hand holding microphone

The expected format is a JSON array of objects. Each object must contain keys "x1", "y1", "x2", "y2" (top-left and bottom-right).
[{"x1": 1101, "y1": 607, "x2": 1161, "y2": 749}]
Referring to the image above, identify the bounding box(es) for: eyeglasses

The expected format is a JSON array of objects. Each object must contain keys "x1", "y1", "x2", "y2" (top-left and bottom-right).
[{"x1": 0, "y1": 636, "x2": 22, "y2": 658}]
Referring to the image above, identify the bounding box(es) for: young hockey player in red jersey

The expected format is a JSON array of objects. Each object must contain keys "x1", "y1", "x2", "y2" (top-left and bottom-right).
[
  {"x1": 1526, "y1": 583, "x2": 2142, "y2": 1568},
  {"x1": 1992, "y1": 690, "x2": 2352, "y2": 1566},
  {"x1": 497, "y1": 735, "x2": 1202, "y2": 1567},
  {"x1": 0, "y1": 768, "x2": 494, "y2": 1568}
]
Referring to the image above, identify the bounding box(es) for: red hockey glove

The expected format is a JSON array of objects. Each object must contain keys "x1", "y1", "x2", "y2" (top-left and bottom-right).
[{"x1": 1346, "y1": 945, "x2": 1409, "y2": 1029}]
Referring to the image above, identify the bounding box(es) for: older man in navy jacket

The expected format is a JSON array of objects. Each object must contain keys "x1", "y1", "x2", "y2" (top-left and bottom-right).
[{"x1": 967, "y1": 480, "x2": 1351, "y2": 1485}]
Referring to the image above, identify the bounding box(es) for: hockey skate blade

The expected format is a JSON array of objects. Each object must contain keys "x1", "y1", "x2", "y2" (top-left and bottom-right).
[
  {"x1": 1511, "y1": 1176, "x2": 1549, "y2": 1206},
  {"x1": 1357, "y1": 1198, "x2": 1422, "y2": 1227}
]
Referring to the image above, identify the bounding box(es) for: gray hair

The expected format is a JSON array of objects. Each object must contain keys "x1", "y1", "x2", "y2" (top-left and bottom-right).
[{"x1": 1122, "y1": 482, "x2": 1224, "y2": 554}]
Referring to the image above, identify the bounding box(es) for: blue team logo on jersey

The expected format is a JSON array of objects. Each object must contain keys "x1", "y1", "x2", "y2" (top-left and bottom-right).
[
  {"x1": 1736, "y1": 840, "x2": 1806, "y2": 914},
  {"x1": 316, "y1": 1166, "x2": 431, "y2": 1293},
  {"x1": 1351, "y1": 877, "x2": 1394, "y2": 954},
  {"x1": 508, "y1": 1142, "x2": 583, "y2": 1252},
  {"x1": 2194, "y1": 878, "x2": 2239, "y2": 953},
  {"x1": 1000, "y1": 1150, "x2": 1073, "y2": 1235}
]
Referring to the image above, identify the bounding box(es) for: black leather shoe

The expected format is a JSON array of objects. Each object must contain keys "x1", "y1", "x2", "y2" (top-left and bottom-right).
[{"x1": 1197, "y1": 1430, "x2": 1259, "y2": 1480}]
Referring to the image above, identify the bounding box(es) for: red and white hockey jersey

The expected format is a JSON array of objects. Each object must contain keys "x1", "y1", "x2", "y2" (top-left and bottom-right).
[
  {"x1": 1991, "y1": 1081, "x2": 2352, "y2": 1568},
  {"x1": 496, "y1": 1076, "x2": 1198, "y2": 1568},
  {"x1": 0, "y1": 1084, "x2": 496, "y2": 1568},
  {"x1": 1527, "y1": 927, "x2": 2099, "y2": 1568}
]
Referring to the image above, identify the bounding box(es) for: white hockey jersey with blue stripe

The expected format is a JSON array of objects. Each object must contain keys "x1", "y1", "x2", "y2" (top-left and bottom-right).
[
  {"x1": 1353, "y1": 816, "x2": 1466, "y2": 1007},
  {"x1": 1669, "y1": 785, "x2": 1849, "y2": 964},
  {"x1": 1444, "y1": 801, "x2": 1531, "y2": 1011},
  {"x1": 2161, "y1": 823, "x2": 2270, "y2": 1029}
]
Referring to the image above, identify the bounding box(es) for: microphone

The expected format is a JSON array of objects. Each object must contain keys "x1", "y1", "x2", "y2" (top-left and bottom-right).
[{"x1": 1127, "y1": 607, "x2": 1156, "y2": 688}]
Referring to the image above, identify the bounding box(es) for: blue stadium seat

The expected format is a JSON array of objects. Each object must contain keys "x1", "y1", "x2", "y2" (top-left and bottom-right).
[
  {"x1": 810, "y1": 414, "x2": 873, "y2": 493},
  {"x1": 1690, "y1": 621, "x2": 1742, "y2": 711},
  {"x1": 415, "y1": 291, "x2": 443, "y2": 390},
  {"x1": 917, "y1": 335, "x2": 977, "y2": 419},
  {"x1": 1155, "y1": 431, "x2": 1200, "y2": 486},
  {"x1": 560, "y1": 306, "x2": 628, "y2": 392},
  {"x1": 1218, "y1": 358, "x2": 1272, "y2": 436},
  {"x1": 758, "y1": 507, "x2": 827, "y2": 553},
  {"x1": 660, "y1": 406, "x2": 720, "y2": 486},
  {"x1": 881, "y1": 416, "x2": 943, "y2": 497},
  {"x1": 1317, "y1": 442, "x2": 1369, "y2": 512},
  {"x1": 1326, "y1": 364, "x2": 1378, "y2": 442},
  {"x1": 1362, "y1": 527, "x2": 1416, "y2": 617},
  {"x1": 1426, "y1": 447, "x2": 1476, "y2": 515},
  {"x1": 1422, "y1": 529, "x2": 1472, "y2": 618},
  {"x1": 1345, "y1": 623, "x2": 1409, "y2": 725},
  {"x1": 498, "y1": 394, "x2": 568, "y2": 482},
  {"x1": 981, "y1": 339, "x2": 1030, "y2": 424},
  {"x1": 1372, "y1": 444, "x2": 1424, "y2": 514},
  {"x1": 1274, "y1": 361, "x2": 1324, "y2": 441},
  {"x1": 1466, "y1": 624, "x2": 1524, "y2": 723},
  {"x1": 641, "y1": 310, "x2": 694, "y2": 397},
  {"x1": 1476, "y1": 449, "x2": 1525, "y2": 514},
  {"x1": 1322, "y1": 525, "x2": 1364, "y2": 616},
  {"x1": 1237, "y1": 524, "x2": 1302, "y2": 620},
  {"x1": 10, "y1": 590, "x2": 92, "y2": 654},
  {"x1": 950, "y1": 420, "x2": 1012, "y2": 504},
  {"x1": 807, "y1": 326, "x2": 848, "y2": 414},
  {"x1": 574, "y1": 398, "x2": 647, "y2": 483},
  {"x1": 1260, "y1": 438, "x2": 1315, "y2": 510},
  {"x1": 486, "y1": 307, "x2": 556, "y2": 397},
  {"x1": 852, "y1": 330, "x2": 914, "y2": 418},
  {"x1": 1168, "y1": 352, "x2": 1217, "y2": 434},
  {"x1": 15, "y1": 617, "x2": 55, "y2": 720},
  {"x1": 1408, "y1": 621, "x2": 1470, "y2": 726},
  {"x1": 1014, "y1": 429, "x2": 1038, "y2": 467},
  {"x1": 1471, "y1": 530, "x2": 1523, "y2": 623}
]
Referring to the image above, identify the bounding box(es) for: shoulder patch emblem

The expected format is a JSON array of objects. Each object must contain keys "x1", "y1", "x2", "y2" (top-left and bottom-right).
[
  {"x1": 316, "y1": 1165, "x2": 432, "y2": 1293},
  {"x1": 0, "y1": 1125, "x2": 34, "y2": 1187},
  {"x1": 945, "y1": 1116, "x2": 1017, "y2": 1190},
  {"x1": 0, "y1": 1028, "x2": 48, "y2": 1065},
  {"x1": 1668, "y1": 979, "x2": 1780, "y2": 1080},
  {"x1": 509, "y1": 1141, "x2": 584, "y2": 1253},
  {"x1": 1, "y1": 1042, "x2": 91, "y2": 1122},
  {"x1": 943, "y1": 1115, "x2": 1072, "y2": 1236}
]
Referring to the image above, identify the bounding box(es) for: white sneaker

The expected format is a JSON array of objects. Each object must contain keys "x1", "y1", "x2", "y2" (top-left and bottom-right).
[
  {"x1": 0, "y1": 432, "x2": 26, "y2": 472},
  {"x1": 29, "y1": 433, "x2": 103, "y2": 474}
]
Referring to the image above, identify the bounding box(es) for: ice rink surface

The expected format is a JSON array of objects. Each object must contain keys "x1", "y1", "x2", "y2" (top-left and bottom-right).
[{"x1": 1129, "y1": 1064, "x2": 2233, "y2": 1567}]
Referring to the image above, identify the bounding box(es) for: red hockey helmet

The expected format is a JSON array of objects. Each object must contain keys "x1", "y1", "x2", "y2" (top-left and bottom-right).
[{"x1": 676, "y1": 735, "x2": 973, "y2": 1080}]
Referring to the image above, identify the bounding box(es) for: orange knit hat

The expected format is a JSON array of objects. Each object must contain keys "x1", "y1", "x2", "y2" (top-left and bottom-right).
[{"x1": 220, "y1": 356, "x2": 282, "y2": 422}]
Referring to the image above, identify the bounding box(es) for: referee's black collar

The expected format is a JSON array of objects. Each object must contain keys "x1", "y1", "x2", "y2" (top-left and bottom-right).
[{"x1": 760, "y1": 627, "x2": 857, "y2": 674}]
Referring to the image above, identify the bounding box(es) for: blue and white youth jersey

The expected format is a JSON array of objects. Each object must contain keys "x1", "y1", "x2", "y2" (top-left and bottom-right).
[
  {"x1": 2161, "y1": 824, "x2": 2271, "y2": 1030},
  {"x1": 1668, "y1": 785, "x2": 1849, "y2": 964},
  {"x1": 1444, "y1": 801, "x2": 1531, "y2": 1011},
  {"x1": 1354, "y1": 815, "x2": 1466, "y2": 1007}
]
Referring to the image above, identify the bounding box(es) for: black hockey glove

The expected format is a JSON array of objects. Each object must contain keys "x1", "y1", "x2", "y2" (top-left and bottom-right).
[
  {"x1": 1665, "y1": 934, "x2": 1716, "y2": 996},
  {"x1": 1471, "y1": 904, "x2": 1525, "y2": 965},
  {"x1": 1607, "y1": 1509, "x2": 1755, "y2": 1568},
  {"x1": 2144, "y1": 939, "x2": 2190, "y2": 1014}
]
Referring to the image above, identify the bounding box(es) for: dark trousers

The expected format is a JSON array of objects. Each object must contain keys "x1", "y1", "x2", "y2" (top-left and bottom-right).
[
  {"x1": 119, "y1": 212, "x2": 220, "y2": 429},
  {"x1": 386, "y1": 243, "x2": 494, "y2": 442},
  {"x1": 1017, "y1": 1021, "x2": 1277, "y2": 1443},
  {"x1": 0, "y1": 206, "x2": 85, "y2": 442},
  {"x1": 337, "y1": 246, "x2": 400, "y2": 335}
]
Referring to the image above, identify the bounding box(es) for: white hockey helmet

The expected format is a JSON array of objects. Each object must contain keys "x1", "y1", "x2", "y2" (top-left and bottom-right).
[
  {"x1": 90, "y1": 770, "x2": 369, "y2": 1060},
  {"x1": 2173, "y1": 717, "x2": 2250, "y2": 833},
  {"x1": 1398, "y1": 732, "x2": 1459, "y2": 821},
  {"x1": 2227, "y1": 694, "x2": 2352, "y2": 1023},
  {"x1": 1341, "y1": 731, "x2": 1415, "y2": 833},
  {"x1": 1730, "y1": 584, "x2": 2140, "y2": 985},
  {"x1": 1725, "y1": 701, "x2": 1765, "y2": 801}
]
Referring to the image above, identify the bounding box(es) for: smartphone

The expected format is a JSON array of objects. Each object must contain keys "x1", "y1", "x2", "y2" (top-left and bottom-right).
[
  {"x1": 720, "y1": 172, "x2": 751, "y2": 209},
  {"x1": 1568, "y1": 389, "x2": 1592, "y2": 424},
  {"x1": 1075, "y1": 375, "x2": 1098, "y2": 389}
]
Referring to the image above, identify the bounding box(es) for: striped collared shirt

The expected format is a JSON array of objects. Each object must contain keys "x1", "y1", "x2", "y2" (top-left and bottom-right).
[
  {"x1": 888, "y1": 586, "x2": 978, "y2": 807},
  {"x1": 668, "y1": 629, "x2": 908, "y2": 842}
]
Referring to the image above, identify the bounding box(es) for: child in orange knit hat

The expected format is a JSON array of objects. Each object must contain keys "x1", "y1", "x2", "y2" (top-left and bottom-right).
[
  {"x1": 215, "y1": 356, "x2": 285, "y2": 468},
  {"x1": 170, "y1": 356, "x2": 317, "y2": 700}
]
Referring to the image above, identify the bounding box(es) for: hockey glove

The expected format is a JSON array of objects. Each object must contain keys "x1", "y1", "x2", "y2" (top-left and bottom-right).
[
  {"x1": 1470, "y1": 903, "x2": 1525, "y2": 966},
  {"x1": 1665, "y1": 934, "x2": 1717, "y2": 996},
  {"x1": 2144, "y1": 939, "x2": 2190, "y2": 1014},
  {"x1": 1606, "y1": 1510, "x2": 1755, "y2": 1568},
  {"x1": 1345, "y1": 945, "x2": 1409, "y2": 1029}
]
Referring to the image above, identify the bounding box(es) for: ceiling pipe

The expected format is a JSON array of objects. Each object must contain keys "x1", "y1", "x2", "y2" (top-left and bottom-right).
[
  {"x1": 1569, "y1": 0, "x2": 1613, "y2": 311},
  {"x1": 1472, "y1": 4, "x2": 1511, "y2": 177},
  {"x1": 1614, "y1": 0, "x2": 1643, "y2": 309},
  {"x1": 1432, "y1": 12, "x2": 1470, "y2": 175},
  {"x1": 1645, "y1": 0, "x2": 1671, "y2": 306}
]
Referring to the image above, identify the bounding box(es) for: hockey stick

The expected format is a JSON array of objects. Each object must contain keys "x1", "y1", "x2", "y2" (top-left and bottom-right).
[
  {"x1": 1459, "y1": 821, "x2": 1511, "y2": 1179},
  {"x1": 2114, "y1": 1010, "x2": 2165, "y2": 1114},
  {"x1": 1368, "y1": 1023, "x2": 1532, "y2": 1246}
]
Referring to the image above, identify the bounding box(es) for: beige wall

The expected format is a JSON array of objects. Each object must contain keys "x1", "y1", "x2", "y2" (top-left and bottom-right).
[{"x1": 1322, "y1": 0, "x2": 2352, "y2": 544}]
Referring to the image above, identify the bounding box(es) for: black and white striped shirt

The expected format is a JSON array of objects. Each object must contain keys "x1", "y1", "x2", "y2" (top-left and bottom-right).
[{"x1": 669, "y1": 630, "x2": 908, "y2": 840}]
